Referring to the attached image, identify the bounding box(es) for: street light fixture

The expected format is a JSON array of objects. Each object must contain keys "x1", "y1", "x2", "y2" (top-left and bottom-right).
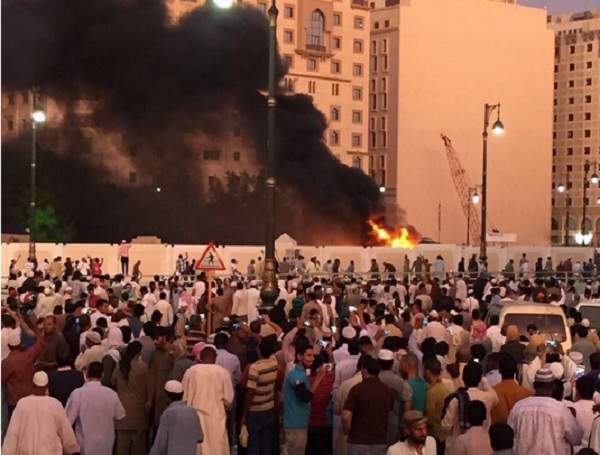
[
  {"x1": 379, "y1": 186, "x2": 386, "y2": 193},
  {"x1": 471, "y1": 193, "x2": 480, "y2": 204},
  {"x1": 479, "y1": 102, "x2": 504, "y2": 261},
  {"x1": 29, "y1": 88, "x2": 46, "y2": 261},
  {"x1": 591, "y1": 172, "x2": 599, "y2": 185}
]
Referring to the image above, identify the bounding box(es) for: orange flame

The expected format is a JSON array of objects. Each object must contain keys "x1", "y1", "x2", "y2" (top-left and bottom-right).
[{"x1": 367, "y1": 219, "x2": 420, "y2": 249}]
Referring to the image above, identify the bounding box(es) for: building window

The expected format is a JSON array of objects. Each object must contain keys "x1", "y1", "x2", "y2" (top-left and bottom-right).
[
  {"x1": 587, "y1": 43, "x2": 593, "y2": 52},
  {"x1": 586, "y1": 78, "x2": 592, "y2": 86},
  {"x1": 284, "y1": 77, "x2": 295, "y2": 92},
  {"x1": 567, "y1": 165, "x2": 573, "y2": 172},
  {"x1": 567, "y1": 147, "x2": 573, "y2": 155},
  {"x1": 21, "y1": 92, "x2": 29, "y2": 103},
  {"x1": 203, "y1": 149, "x2": 221, "y2": 160},
  {"x1": 380, "y1": 116, "x2": 386, "y2": 130},
  {"x1": 330, "y1": 130, "x2": 340, "y2": 145},
  {"x1": 554, "y1": 64, "x2": 559, "y2": 72},
  {"x1": 381, "y1": 78, "x2": 387, "y2": 91},
  {"x1": 585, "y1": 112, "x2": 591, "y2": 120},
  {"x1": 7, "y1": 120, "x2": 14, "y2": 131},
  {"x1": 353, "y1": 40, "x2": 363, "y2": 53},
  {"x1": 307, "y1": 10, "x2": 325, "y2": 48},
  {"x1": 369, "y1": 155, "x2": 374, "y2": 169},
  {"x1": 554, "y1": 82, "x2": 558, "y2": 90},
  {"x1": 570, "y1": 45, "x2": 575, "y2": 54},
  {"x1": 352, "y1": 110, "x2": 362, "y2": 123},
  {"x1": 284, "y1": 5, "x2": 294, "y2": 18},
  {"x1": 331, "y1": 61, "x2": 341, "y2": 73},
  {"x1": 567, "y1": 131, "x2": 573, "y2": 138},
  {"x1": 569, "y1": 80, "x2": 574, "y2": 88},
  {"x1": 371, "y1": 40, "x2": 377, "y2": 54},
  {"x1": 331, "y1": 107, "x2": 340, "y2": 121},
  {"x1": 381, "y1": 93, "x2": 387, "y2": 109},
  {"x1": 382, "y1": 55, "x2": 388, "y2": 70},
  {"x1": 569, "y1": 63, "x2": 575, "y2": 71},
  {"x1": 352, "y1": 134, "x2": 362, "y2": 147},
  {"x1": 380, "y1": 155, "x2": 385, "y2": 168},
  {"x1": 371, "y1": 56, "x2": 377, "y2": 71},
  {"x1": 284, "y1": 54, "x2": 294, "y2": 69},
  {"x1": 353, "y1": 87, "x2": 362, "y2": 100},
  {"x1": 352, "y1": 157, "x2": 362, "y2": 168},
  {"x1": 370, "y1": 117, "x2": 376, "y2": 130},
  {"x1": 307, "y1": 58, "x2": 317, "y2": 71},
  {"x1": 234, "y1": 152, "x2": 241, "y2": 161},
  {"x1": 333, "y1": 13, "x2": 341, "y2": 26},
  {"x1": 374, "y1": 21, "x2": 379, "y2": 29},
  {"x1": 332, "y1": 83, "x2": 339, "y2": 96},
  {"x1": 585, "y1": 146, "x2": 591, "y2": 155},
  {"x1": 569, "y1": 97, "x2": 574, "y2": 104},
  {"x1": 553, "y1": 131, "x2": 557, "y2": 139},
  {"x1": 585, "y1": 95, "x2": 592, "y2": 103},
  {"x1": 384, "y1": 20, "x2": 389, "y2": 27},
  {"x1": 353, "y1": 64, "x2": 363, "y2": 76},
  {"x1": 568, "y1": 113, "x2": 574, "y2": 121},
  {"x1": 333, "y1": 36, "x2": 341, "y2": 49},
  {"x1": 354, "y1": 16, "x2": 364, "y2": 29},
  {"x1": 585, "y1": 130, "x2": 591, "y2": 138},
  {"x1": 381, "y1": 131, "x2": 387, "y2": 147},
  {"x1": 370, "y1": 79, "x2": 376, "y2": 91},
  {"x1": 552, "y1": 148, "x2": 556, "y2": 157},
  {"x1": 586, "y1": 61, "x2": 592, "y2": 69},
  {"x1": 7, "y1": 94, "x2": 14, "y2": 105},
  {"x1": 370, "y1": 132, "x2": 376, "y2": 148},
  {"x1": 308, "y1": 81, "x2": 316, "y2": 94},
  {"x1": 284, "y1": 30, "x2": 294, "y2": 43},
  {"x1": 371, "y1": 94, "x2": 377, "y2": 109}
]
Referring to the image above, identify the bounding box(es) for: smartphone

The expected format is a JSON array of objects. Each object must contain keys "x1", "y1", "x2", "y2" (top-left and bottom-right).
[
  {"x1": 317, "y1": 339, "x2": 329, "y2": 348},
  {"x1": 545, "y1": 340, "x2": 557, "y2": 348},
  {"x1": 75, "y1": 317, "x2": 80, "y2": 324},
  {"x1": 474, "y1": 358, "x2": 480, "y2": 363},
  {"x1": 575, "y1": 367, "x2": 586, "y2": 379},
  {"x1": 331, "y1": 326, "x2": 337, "y2": 334},
  {"x1": 304, "y1": 321, "x2": 311, "y2": 327},
  {"x1": 233, "y1": 323, "x2": 241, "y2": 330},
  {"x1": 349, "y1": 306, "x2": 357, "y2": 312},
  {"x1": 82, "y1": 308, "x2": 90, "y2": 315}
]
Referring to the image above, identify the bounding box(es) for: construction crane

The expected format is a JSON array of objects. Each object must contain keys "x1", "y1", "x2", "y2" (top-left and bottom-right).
[{"x1": 440, "y1": 134, "x2": 481, "y2": 245}]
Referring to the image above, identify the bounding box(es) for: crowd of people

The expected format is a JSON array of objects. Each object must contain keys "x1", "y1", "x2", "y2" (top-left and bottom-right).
[{"x1": 2, "y1": 251, "x2": 600, "y2": 455}]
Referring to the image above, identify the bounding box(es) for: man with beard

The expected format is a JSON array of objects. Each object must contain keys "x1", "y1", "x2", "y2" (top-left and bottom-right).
[{"x1": 386, "y1": 410, "x2": 437, "y2": 455}]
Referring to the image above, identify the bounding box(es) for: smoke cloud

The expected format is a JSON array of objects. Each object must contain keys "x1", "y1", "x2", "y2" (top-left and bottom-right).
[{"x1": 2, "y1": 0, "x2": 387, "y2": 244}]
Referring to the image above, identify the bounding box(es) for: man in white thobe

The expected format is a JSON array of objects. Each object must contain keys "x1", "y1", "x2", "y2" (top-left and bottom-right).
[
  {"x1": 246, "y1": 281, "x2": 261, "y2": 322},
  {"x1": 3, "y1": 371, "x2": 80, "y2": 455},
  {"x1": 182, "y1": 346, "x2": 234, "y2": 455},
  {"x1": 66, "y1": 361, "x2": 126, "y2": 455}
]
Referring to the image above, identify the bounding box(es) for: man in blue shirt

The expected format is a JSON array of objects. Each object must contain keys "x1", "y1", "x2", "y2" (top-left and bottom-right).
[{"x1": 283, "y1": 338, "x2": 326, "y2": 455}]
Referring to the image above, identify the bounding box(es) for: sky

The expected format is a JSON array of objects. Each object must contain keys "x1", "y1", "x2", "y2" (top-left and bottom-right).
[{"x1": 519, "y1": 0, "x2": 600, "y2": 14}]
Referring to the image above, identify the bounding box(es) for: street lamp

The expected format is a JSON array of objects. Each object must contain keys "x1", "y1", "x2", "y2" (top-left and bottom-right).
[
  {"x1": 379, "y1": 186, "x2": 386, "y2": 193},
  {"x1": 557, "y1": 171, "x2": 571, "y2": 245},
  {"x1": 479, "y1": 102, "x2": 504, "y2": 261},
  {"x1": 29, "y1": 89, "x2": 46, "y2": 261},
  {"x1": 466, "y1": 185, "x2": 480, "y2": 246},
  {"x1": 582, "y1": 160, "x2": 598, "y2": 244}
]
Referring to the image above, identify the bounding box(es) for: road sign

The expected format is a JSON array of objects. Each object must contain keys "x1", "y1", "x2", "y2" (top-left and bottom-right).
[{"x1": 194, "y1": 242, "x2": 226, "y2": 271}]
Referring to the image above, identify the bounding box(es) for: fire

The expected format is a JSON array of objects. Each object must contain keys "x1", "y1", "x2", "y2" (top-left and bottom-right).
[{"x1": 367, "y1": 219, "x2": 420, "y2": 249}]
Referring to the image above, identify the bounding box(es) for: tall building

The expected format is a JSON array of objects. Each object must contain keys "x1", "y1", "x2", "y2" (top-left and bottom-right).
[
  {"x1": 171, "y1": 0, "x2": 371, "y2": 171},
  {"x1": 548, "y1": 10, "x2": 600, "y2": 246},
  {"x1": 369, "y1": 0, "x2": 554, "y2": 249}
]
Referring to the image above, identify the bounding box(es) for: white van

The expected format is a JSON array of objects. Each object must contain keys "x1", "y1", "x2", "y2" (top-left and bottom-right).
[
  {"x1": 486, "y1": 301, "x2": 572, "y2": 352},
  {"x1": 576, "y1": 300, "x2": 600, "y2": 332}
]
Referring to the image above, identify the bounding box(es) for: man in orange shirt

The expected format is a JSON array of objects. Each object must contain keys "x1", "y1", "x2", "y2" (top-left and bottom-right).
[{"x1": 491, "y1": 352, "x2": 531, "y2": 424}]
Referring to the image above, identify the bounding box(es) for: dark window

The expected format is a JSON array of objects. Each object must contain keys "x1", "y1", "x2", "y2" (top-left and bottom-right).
[
  {"x1": 568, "y1": 147, "x2": 573, "y2": 155},
  {"x1": 7, "y1": 94, "x2": 14, "y2": 105},
  {"x1": 203, "y1": 150, "x2": 221, "y2": 160},
  {"x1": 585, "y1": 147, "x2": 591, "y2": 155},
  {"x1": 567, "y1": 131, "x2": 573, "y2": 138},
  {"x1": 585, "y1": 130, "x2": 591, "y2": 138},
  {"x1": 585, "y1": 95, "x2": 592, "y2": 103},
  {"x1": 567, "y1": 165, "x2": 573, "y2": 171},
  {"x1": 307, "y1": 10, "x2": 325, "y2": 48},
  {"x1": 568, "y1": 113, "x2": 574, "y2": 121},
  {"x1": 384, "y1": 20, "x2": 389, "y2": 27},
  {"x1": 570, "y1": 45, "x2": 575, "y2": 54},
  {"x1": 233, "y1": 152, "x2": 241, "y2": 161},
  {"x1": 7, "y1": 120, "x2": 14, "y2": 131},
  {"x1": 569, "y1": 63, "x2": 575, "y2": 71},
  {"x1": 587, "y1": 43, "x2": 593, "y2": 52},
  {"x1": 585, "y1": 112, "x2": 591, "y2": 120},
  {"x1": 284, "y1": 6, "x2": 294, "y2": 18}
]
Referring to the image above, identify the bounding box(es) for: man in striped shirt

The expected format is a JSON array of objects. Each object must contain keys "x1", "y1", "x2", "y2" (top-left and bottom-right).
[{"x1": 242, "y1": 338, "x2": 279, "y2": 455}]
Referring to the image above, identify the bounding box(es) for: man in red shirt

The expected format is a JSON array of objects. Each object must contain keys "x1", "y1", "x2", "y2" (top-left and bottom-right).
[{"x1": 1, "y1": 314, "x2": 44, "y2": 415}]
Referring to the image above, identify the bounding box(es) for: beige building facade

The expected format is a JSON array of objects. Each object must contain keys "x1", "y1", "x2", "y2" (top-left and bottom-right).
[
  {"x1": 369, "y1": 0, "x2": 554, "y2": 247},
  {"x1": 549, "y1": 10, "x2": 600, "y2": 246}
]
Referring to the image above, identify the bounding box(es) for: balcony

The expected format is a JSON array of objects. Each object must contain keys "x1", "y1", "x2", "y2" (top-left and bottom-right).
[
  {"x1": 306, "y1": 43, "x2": 326, "y2": 53},
  {"x1": 351, "y1": 0, "x2": 370, "y2": 10}
]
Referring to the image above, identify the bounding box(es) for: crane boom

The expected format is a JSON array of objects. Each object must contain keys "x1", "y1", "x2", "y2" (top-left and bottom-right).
[{"x1": 440, "y1": 134, "x2": 481, "y2": 245}]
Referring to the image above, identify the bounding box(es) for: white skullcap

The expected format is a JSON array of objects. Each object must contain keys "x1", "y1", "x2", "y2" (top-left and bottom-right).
[
  {"x1": 202, "y1": 344, "x2": 217, "y2": 353},
  {"x1": 582, "y1": 319, "x2": 590, "y2": 328},
  {"x1": 569, "y1": 351, "x2": 584, "y2": 365},
  {"x1": 230, "y1": 281, "x2": 238, "y2": 288},
  {"x1": 33, "y1": 371, "x2": 48, "y2": 387},
  {"x1": 429, "y1": 310, "x2": 439, "y2": 319},
  {"x1": 86, "y1": 331, "x2": 102, "y2": 344},
  {"x1": 468, "y1": 289, "x2": 474, "y2": 295},
  {"x1": 164, "y1": 380, "x2": 183, "y2": 394},
  {"x1": 7, "y1": 333, "x2": 21, "y2": 347},
  {"x1": 44, "y1": 288, "x2": 52, "y2": 296},
  {"x1": 342, "y1": 326, "x2": 356, "y2": 339},
  {"x1": 549, "y1": 362, "x2": 564, "y2": 380},
  {"x1": 378, "y1": 349, "x2": 394, "y2": 361}
]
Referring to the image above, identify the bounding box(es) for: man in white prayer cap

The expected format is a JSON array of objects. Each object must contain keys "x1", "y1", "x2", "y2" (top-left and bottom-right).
[{"x1": 3, "y1": 371, "x2": 81, "y2": 455}]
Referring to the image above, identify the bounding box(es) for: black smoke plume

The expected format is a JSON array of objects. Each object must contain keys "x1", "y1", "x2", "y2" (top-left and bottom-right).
[{"x1": 2, "y1": 0, "x2": 386, "y2": 244}]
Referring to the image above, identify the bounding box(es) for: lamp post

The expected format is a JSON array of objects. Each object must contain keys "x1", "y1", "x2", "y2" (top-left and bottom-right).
[
  {"x1": 260, "y1": 0, "x2": 279, "y2": 309},
  {"x1": 467, "y1": 186, "x2": 480, "y2": 246},
  {"x1": 212, "y1": 0, "x2": 278, "y2": 309},
  {"x1": 480, "y1": 102, "x2": 504, "y2": 262},
  {"x1": 557, "y1": 172, "x2": 571, "y2": 246},
  {"x1": 29, "y1": 88, "x2": 46, "y2": 261},
  {"x1": 582, "y1": 160, "x2": 598, "y2": 244}
]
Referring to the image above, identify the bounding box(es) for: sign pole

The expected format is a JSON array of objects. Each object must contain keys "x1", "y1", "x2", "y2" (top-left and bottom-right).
[{"x1": 207, "y1": 270, "x2": 213, "y2": 334}]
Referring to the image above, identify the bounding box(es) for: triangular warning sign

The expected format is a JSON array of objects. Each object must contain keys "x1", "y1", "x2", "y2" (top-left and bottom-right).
[{"x1": 195, "y1": 242, "x2": 226, "y2": 271}]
